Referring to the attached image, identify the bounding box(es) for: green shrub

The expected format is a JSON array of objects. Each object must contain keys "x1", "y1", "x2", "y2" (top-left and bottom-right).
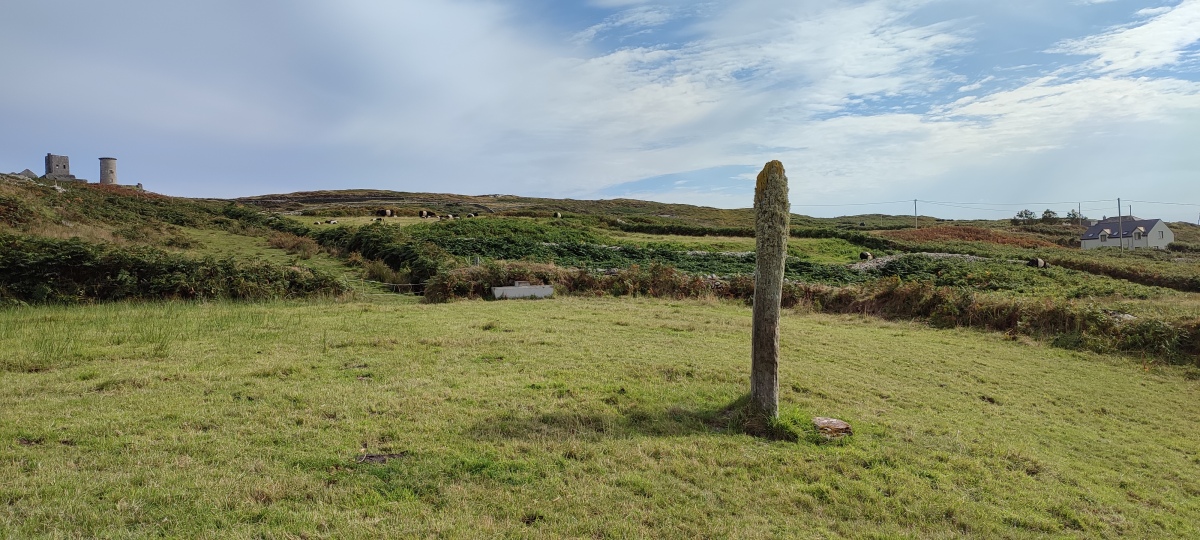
[
  {"x1": 0, "y1": 234, "x2": 345, "y2": 304},
  {"x1": 0, "y1": 195, "x2": 35, "y2": 228},
  {"x1": 423, "y1": 260, "x2": 1194, "y2": 363},
  {"x1": 362, "y1": 259, "x2": 409, "y2": 284},
  {"x1": 268, "y1": 232, "x2": 320, "y2": 259}
]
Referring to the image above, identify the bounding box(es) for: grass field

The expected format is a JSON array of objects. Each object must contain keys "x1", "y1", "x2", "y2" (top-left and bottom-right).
[
  {"x1": 181, "y1": 228, "x2": 352, "y2": 280},
  {"x1": 3, "y1": 296, "x2": 1198, "y2": 538},
  {"x1": 604, "y1": 231, "x2": 868, "y2": 264}
]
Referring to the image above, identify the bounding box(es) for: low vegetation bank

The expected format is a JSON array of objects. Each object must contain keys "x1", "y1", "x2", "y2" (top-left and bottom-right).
[
  {"x1": 426, "y1": 260, "x2": 1199, "y2": 363},
  {"x1": 0, "y1": 234, "x2": 346, "y2": 305}
]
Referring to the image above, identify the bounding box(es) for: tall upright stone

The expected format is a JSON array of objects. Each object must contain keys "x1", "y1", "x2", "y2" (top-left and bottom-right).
[{"x1": 751, "y1": 160, "x2": 789, "y2": 419}]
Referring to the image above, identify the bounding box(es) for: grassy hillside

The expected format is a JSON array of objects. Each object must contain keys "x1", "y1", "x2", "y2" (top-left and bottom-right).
[
  {"x1": 4, "y1": 174, "x2": 1198, "y2": 361},
  {"x1": 0, "y1": 175, "x2": 351, "y2": 302},
  {"x1": 3, "y1": 297, "x2": 1198, "y2": 537},
  {"x1": 3, "y1": 175, "x2": 1199, "y2": 536}
]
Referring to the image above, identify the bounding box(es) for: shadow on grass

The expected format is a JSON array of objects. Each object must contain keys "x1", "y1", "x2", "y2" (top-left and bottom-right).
[{"x1": 466, "y1": 394, "x2": 816, "y2": 442}]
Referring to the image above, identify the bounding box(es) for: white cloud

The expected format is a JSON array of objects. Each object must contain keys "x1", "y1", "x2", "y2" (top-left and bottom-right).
[
  {"x1": 1051, "y1": 0, "x2": 1200, "y2": 73},
  {"x1": 1136, "y1": 6, "x2": 1174, "y2": 16},
  {"x1": 957, "y1": 75, "x2": 995, "y2": 92},
  {"x1": 4, "y1": 0, "x2": 1200, "y2": 219},
  {"x1": 572, "y1": 6, "x2": 675, "y2": 44}
]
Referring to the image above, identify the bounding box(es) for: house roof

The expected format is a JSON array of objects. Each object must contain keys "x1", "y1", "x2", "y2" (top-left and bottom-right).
[
  {"x1": 1096, "y1": 215, "x2": 1141, "y2": 223},
  {"x1": 1080, "y1": 219, "x2": 1165, "y2": 240}
]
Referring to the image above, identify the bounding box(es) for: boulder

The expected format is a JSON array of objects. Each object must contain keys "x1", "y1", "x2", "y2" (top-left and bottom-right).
[{"x1": 813, "y1": 417, "x2": 852, "y2": 440}]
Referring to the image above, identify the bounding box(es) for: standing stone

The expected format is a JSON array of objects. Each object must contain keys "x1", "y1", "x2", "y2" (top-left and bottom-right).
[{"x1": 751, "y1": 160, "x2": 789, "y2": 419}]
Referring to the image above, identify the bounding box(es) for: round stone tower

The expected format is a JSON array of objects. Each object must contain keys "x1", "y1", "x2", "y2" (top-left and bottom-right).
[{"x1": 99, "y1": 157, "x2": 117, "y2": 185}]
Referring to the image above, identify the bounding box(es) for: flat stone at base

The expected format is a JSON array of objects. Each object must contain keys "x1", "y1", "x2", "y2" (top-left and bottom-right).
[
  {"x1": 493, "y1": 284, "x2": 554, "y2": 299},
  {"x1": 813, "y1": 417, "x2": 852, "y2": 440}
]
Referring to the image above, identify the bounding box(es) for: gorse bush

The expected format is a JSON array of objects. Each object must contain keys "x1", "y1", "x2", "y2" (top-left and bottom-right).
[
  {"x1": 268, "y1": 232, "x2": 320, "y2": 259},
  {"x1": 362, "y1": 259, "x2": 409, "y2": 284},
  {"x1": 423, "y1": 262, "x2": 720, "y2": 303},
  {"x1": 598, "y1": 218, "x2": 895, "y2": 252},
  {"x1": 0, "y1": 234, "x2": 345, "y2": 304},
  {"x1": 308, "y1": 220, "x2": 880, "y2": 285},
  {"x1": 311, "y1": 223, "x2": 456, "y2": 283},
  {"x1": 407, "y1": 217, "x2": 602, "y2": 245},
  {"x1": 0, "y1": 195, "x2": 35, "y2": 228},
  {"x1": 1046, "y1": 254, "x2": 1200, "y2": 293},
  {"x1": 307, "y1": 220, "x2": 1176, "y2": 300}
]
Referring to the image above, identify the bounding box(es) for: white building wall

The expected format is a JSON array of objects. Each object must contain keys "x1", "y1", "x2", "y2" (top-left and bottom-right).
[{"x1": 1080, "y1": 223, "x2": 1174, "y2": 250}]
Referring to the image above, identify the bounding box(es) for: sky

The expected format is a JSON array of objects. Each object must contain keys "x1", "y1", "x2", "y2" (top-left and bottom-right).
[{"x1": 1, "y1": 0, "x2": 1199, "y2": 221}]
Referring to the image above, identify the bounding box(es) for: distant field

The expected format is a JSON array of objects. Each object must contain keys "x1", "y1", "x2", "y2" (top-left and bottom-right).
[
  {"x1": 3, "y1": 296, "x2": 1198, "y2": 538},
  {"x1": 288, "y1": 215, "x2": 428, "y2": 228},
  {"x1": 605, "y1": 231, "x2": 868, "y2": 264},
  {"x1": 180, "y1": 227, "x2": 352, "y2": 279}
]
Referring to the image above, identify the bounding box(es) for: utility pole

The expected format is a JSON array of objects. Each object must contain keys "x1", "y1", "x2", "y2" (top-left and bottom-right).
[
  {"x1": 913, "y1": 199, "x2": 918, "y2": 229},
  {"x1": 1128, "y1": 204, "x2": 1134, "y2": 249},
  {"x1": 1117, "y1": 198, "x2": 1124, "y2": 250},
  {"x1": 1078, "y1": 203, "x2": 1082, "y2": 227}
]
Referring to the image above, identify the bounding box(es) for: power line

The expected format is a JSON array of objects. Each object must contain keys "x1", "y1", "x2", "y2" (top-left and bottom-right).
[
  {"x1": 775, "y1": 197, "x2": 1200, "y2": 214},
  {"x1": 791, "y1": 200, "x2": 911, "y2": 207},
  {"x1": 918, "y1": 198, "x2": 1111, "y2": 207},
  {"x1": 920, "y1": 201, "x2": 1013, "y2": 212},
  {"x1": 1126, "y1": 199, "x2": 1200, "y2": 207}
]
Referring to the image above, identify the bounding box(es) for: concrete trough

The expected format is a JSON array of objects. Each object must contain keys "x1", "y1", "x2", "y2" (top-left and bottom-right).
[{"x1": 492, "y1": 281, "x2": 554, "y2": 300}]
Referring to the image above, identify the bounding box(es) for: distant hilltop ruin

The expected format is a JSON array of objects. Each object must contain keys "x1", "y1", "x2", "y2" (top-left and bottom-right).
[{"x1": 12, "y1": 153, "x2": 141, "y2": 189}]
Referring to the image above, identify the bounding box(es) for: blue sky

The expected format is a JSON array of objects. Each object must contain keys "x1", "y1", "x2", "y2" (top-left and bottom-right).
[{"x1": 2, "y1": 0, "x2": 1199, "y2": 221}]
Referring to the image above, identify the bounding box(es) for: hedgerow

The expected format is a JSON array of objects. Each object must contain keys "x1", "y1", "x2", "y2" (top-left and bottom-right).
[
  {"x1": 424, "y1": 260, "x2": 1198, "y2": 363},
  {"x1": 0, "y1": 235, "x2": 345, "y2": 305}
]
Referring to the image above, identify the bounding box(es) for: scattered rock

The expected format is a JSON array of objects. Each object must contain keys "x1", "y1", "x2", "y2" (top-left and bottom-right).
[
  {"x1": 848, "y1": 252, "x2": 991, "y2": 271},
  {"x1": 521, "y1": 512, "x2": 546, "y2": 525},
  {"x1": 813, "y1": 417, "x2": 852, "y2": 440},
  {"x1": 355, "y1": 452, "x2": 409, "y2": 464},
  {"x1": 1103, "y1": 310, "x2": 1136, "y2": 322}
]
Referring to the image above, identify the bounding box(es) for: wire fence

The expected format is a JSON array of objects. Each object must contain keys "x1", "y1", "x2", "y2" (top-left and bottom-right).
[{"x1": 355, "y1": 278, "x2": 424, "y2": 295}]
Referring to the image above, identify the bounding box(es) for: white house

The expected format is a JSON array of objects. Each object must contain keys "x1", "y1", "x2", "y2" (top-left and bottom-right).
[{"x1": 1080, "y1": 216, "x2": 1174, "y2": 250}]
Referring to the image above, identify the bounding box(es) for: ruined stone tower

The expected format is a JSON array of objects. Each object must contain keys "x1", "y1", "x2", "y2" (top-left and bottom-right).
[
  {"x1": 99, "y1": 157, "x2": 117, "y2": 185},
  {"x1": 44, "y1": 153, "x2": 78, "y2": 181}
]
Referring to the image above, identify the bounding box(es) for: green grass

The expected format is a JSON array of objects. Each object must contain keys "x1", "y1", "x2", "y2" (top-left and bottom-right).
[
  {"x1": 2, "y1": 297, "x2": 1198, "y2": 538},
  {"x1": 181, "y1": 227, "x2": 356, "y2": 280},
  {"x1": 284, "y1": 215, "x2": 428, "y2": 228},
  {"x1": 605, "y1": 231, "x2": 869, "y2": 264}
]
